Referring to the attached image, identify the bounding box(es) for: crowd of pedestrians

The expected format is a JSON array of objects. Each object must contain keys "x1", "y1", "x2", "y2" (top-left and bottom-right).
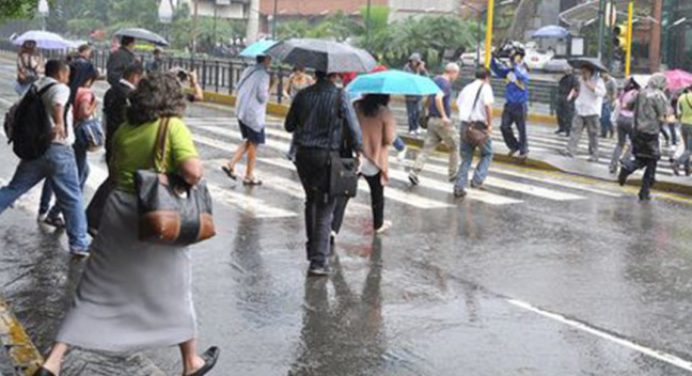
[{"x1": 2, "y1": 34, "x2": 692, "y2": 375}]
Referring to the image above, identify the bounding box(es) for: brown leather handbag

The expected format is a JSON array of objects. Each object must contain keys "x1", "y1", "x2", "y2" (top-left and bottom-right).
[
  {"x1": 462, "y1": 84, "x2": 490, "y2": 147},
  {"x1": 134, "y1": 118, "x2": 216, "y2": 245}
]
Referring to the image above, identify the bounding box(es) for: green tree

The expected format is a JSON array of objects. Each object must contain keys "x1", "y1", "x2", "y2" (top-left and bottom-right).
[{"x1": 0, "y1": 0, "x2": 37, "y2": 20}]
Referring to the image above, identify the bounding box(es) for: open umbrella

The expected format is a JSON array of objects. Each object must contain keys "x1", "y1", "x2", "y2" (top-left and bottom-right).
[
  {"x1": 114, "y1": 28, "x2": 168, "y2": 47},
  {"x1": 265, "y1": 38, "x2": 376, "y2": 73},
  {"x1": 665, "y1": 69, "x2": 692, "y2": 92},
  {"x1": 568, "y1": 57, "x2": 608, "y2": 73},
  {"x1": 240, "y1": 39, "x2": 278, "y2": 58},
  {"x1": 532, "y1": 25, "x2": 570, "y2": 39},
  {"x1": 346, "y1": 70, "x2": 441, "y2": 97},
  {"x1": 12, "y1": 30, "x2": 77, "y2": 50}
]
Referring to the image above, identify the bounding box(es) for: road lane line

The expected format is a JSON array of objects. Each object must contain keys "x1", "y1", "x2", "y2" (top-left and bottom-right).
[
  {"x1": 0, "y1": 299, "x2": 43, "y2": 375},
  {"x1": 507, "y1": 298, "x2": 692, "y2": 373},
  {"x1": 386, "y1": 169, "x2": 522, "y2": 206}
]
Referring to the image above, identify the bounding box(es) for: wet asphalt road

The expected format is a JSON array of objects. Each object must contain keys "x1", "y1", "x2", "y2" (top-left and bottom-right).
[{"x1": 0, "y1": 61, "x2": 692, "y2": 375}]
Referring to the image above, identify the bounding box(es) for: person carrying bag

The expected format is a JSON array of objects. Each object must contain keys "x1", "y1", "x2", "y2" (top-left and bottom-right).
[{"x1": 453, "y1": 68, "x2": 495, "y2": 198}]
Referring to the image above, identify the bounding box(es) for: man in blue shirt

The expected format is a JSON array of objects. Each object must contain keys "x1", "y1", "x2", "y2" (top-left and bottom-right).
[
  {"x1": 408, "y1": 63, "x2": 460, "y2": 186},
  {"x1": 490, "y1": 49, "x2": 530, "y2": 158}
]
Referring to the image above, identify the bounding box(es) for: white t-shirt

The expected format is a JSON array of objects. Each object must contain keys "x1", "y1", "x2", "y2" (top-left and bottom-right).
[
  {"x1": 575, "y1": 76, "x2": 606, "y2": 117},
  {"x1": 456, "y1": 80, "x2": 494, "y2": 123},
  {"x1": 35, "y1": 77, "x2": 74, "y2": 146}
]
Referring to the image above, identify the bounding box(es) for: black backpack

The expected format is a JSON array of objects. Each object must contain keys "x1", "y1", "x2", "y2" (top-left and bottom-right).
[{"x1": 5, "y1": 82, "x2": 57, "y2": 160}]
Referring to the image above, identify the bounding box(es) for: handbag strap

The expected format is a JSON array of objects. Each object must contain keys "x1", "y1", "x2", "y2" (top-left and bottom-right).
[
  {"x1": 153, "y1": 117, "x2": 171, "y2": 173},
  {"x1": 466, "y1": 83, "x2": 486, "y2": 123}
]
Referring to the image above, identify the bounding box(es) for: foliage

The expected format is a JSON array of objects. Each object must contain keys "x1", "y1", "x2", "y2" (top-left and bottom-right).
[
  {"x1": 0, "y1": 0, "x2": 36, "y2": 20},
  {"x1": 275, "y1": 11, "x2": 362, "y2": 42},
  {"x1": 66, "y1": 17, "x2": 103, "y2": 35}
]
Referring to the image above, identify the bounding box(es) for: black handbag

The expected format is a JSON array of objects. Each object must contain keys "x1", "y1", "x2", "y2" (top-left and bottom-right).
[
  {"x1": 327, "y1": 90, "x2": 359, "y2": 198},
  {"x1": 462, "y1": 84, "x2": 490, "y2": 147},
  {"x1": 134, "y1": 118, "x2": 216, "y2": 245}
]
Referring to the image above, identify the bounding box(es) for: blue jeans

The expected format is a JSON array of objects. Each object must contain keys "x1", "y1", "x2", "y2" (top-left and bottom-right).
[
  {"x1": 406, "y1": 99, "x2": 421, "y2": 132},
  {"x1": 500, "y1": 102, "x2": 528, "y2": 154},
  {"x1": 600, "y1": 102, "x2": 613, "y2": 137},
  {"x1": 40, "y1": 142, "x2": 89, "y2": 218},
  {"x1": 0, "y1": 144, "x2": 89, "y2": 251},
  {"x1": 455, "y1": 129, "x2": 493, "y2": 190},
  {"x1": 393, "y1": 136, "x2": 405, "y2": 152}
]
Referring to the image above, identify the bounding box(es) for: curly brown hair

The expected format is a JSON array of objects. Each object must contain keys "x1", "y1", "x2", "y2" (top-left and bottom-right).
[{"x1": 126, "y1": 73, "x2": 186, "y2": 126}]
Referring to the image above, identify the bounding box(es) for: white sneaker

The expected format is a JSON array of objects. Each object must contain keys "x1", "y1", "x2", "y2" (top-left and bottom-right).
[
  {"x1": 397, "y1": 146, "x2": 407, "y2": 161},
  {"x1": 375, "y1": 220, "x2": 392, "y2": 235}
]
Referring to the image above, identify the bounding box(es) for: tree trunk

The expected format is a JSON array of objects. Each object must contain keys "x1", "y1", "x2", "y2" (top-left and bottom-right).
[{"x1": 506, "y1": 0, "x2": 542, "y2": 42}]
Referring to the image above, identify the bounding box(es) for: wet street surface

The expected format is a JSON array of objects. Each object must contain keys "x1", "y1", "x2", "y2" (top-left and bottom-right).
[{"x1": 1, "y1": 62, "x2": 692, "y2": 375}]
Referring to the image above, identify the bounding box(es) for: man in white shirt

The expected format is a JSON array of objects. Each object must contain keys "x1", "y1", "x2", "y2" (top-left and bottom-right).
[
  {"x1": 563, "y1": 65, "x2": 607, "y2": 162},
  {"x1": 0, "y1": 60, "x2": 90, "y2": 256},
  {"x1": 453, "y1": 68, "x2": 495, "y2": 198}
]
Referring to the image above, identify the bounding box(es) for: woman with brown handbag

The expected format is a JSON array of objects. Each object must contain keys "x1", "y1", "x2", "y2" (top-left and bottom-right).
[{"x1": 35, "y1": 73, "x2": 219, "y2": 376}]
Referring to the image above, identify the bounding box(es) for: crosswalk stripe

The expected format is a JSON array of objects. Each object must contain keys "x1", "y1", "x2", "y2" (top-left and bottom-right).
[
  {"x1": 260, "y1": 157, "x2": 454, "y2": 209},
  {"x1": 386, "y1": 168, "x2": 522, "y2": 205}
]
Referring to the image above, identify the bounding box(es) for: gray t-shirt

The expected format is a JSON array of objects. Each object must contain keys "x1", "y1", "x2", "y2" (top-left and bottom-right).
[{"x1": 35, "y1": 77, "x2": 74, "y2": 146}]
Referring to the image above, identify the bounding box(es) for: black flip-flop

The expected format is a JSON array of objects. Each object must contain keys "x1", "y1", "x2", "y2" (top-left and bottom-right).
[
  {"x1": 187, "y1": 346, "x2": 220, "y2": 376},
  {"x1": 243, "y1": 178, "x2": 263, "y2": 186},
  {"x1": 221, "y1": 166, "x2": 237, "y2": 180}
]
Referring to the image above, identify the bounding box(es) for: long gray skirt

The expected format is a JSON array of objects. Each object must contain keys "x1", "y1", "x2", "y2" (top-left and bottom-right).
[{"x1": 57, "y1": 190, "x2": 196, "y2": 352}]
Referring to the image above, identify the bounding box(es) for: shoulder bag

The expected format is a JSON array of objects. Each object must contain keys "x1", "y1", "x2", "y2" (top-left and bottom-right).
[
  {"x1": 135, "y1": 118, "x2": 216, "y2": 245},
  {"x1": 327, "y1": 90, "x2": 359, "y2": 198},
  {"x1": 463, "y1": 84, "x2": 490, "y2": 147}
]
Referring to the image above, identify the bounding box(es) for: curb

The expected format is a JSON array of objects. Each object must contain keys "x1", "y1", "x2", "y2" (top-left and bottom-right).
[{"x1": 0, "y1": 299, "x2": 43, "y2": 376}]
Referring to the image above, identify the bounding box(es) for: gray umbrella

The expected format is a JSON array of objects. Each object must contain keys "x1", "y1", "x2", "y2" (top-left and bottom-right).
[
  {"x1": 265, "y1": 39, "x2": 376, "y2": 74},
  {"x1": 568, "y1": 57, "x2": 608, "y2": 73},
  {"x1": 115, "y1": 28, "x2": 169, "y2": 47}
]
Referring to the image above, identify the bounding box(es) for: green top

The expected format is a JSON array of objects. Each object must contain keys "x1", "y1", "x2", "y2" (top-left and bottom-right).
[
  {"x1": 112, "y1": 117, "x2": 199, "y2": 193},
  {"x1": 679, "y1": 93, "x2": 692, "y2": 126}
]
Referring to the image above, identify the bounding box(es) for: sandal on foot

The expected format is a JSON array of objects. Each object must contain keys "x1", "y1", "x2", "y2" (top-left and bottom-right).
[
  {"x1": 33, "y1": 367, "x2": 56, "y2": 376},
  {"x1": 187, "y1": 347, "x2": 220, "y2": 376},
  {"x1": 221, "y1": 166, "x2": 237, "y2": 180},
  {"x1": 243, "y1": 177, "x2": 263, "y2": 186}
]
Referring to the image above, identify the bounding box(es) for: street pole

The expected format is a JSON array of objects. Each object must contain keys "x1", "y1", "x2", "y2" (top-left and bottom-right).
[
  {"x1": 272, "y1": 0, "x2": 278, "y2": 40},
  {"x1": 597, "y1": 0, "x2": 606, "y2": 60},
  {"x1": 484, "y1": 0, "x2": 495, "y2": 68},
  {"x1": 625, "y1": 1, "x2": 634, "y2": 76},
  {"x1": 366, "y1": 0, "x2": 372, "y2": 50},
  {"x1": 192, "y1": 0, "x2": 199, "y2": 60}
]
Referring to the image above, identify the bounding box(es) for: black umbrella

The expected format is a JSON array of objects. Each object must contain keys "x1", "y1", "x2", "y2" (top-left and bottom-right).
[
  {"x1": 115, "y1": 28, "x2": 169, "y2": 47},
  {"x1": 265, "y1": 38, "x2": 376, "y2": 74},
  {"x1": 568, "y1": 57, "x2": 608, "y2": 73}
]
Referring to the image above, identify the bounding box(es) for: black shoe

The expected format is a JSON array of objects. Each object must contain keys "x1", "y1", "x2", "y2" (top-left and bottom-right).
[
  {"x1": 672, "y1": 164, "x2": 681, "y2": 176},
  {"x1": 555, "y1": 129, "x2": 565, "y2": 135},
  {"x1": 639, "y1": 192, "x2": 652, "y2": 201},
  {"x1": 188, "y1": 347, "x2": 220, "y2": 376},
  {"x1": 617, "y1": 168, "x2": 629, "y2": 186},
  {"x1": 470, "y1": 180, "x2": 482, "y2": 189},
  {"x1": 33, "y1": 368, "x2": 56, "y2": 376},
  {"x1": 508, "y1": 149, "x2": 518, "y2": 158},
  {"x1": 308, "y1": 265, "x2": 330, "y2": 277},
  {"x1": 453, "y1": 187, "x2": 467, "y2": 198},
  {"x1": 408, "y1": 173, "x2": 419, "y2": 186},
  {"x1": 43, "y1": 216, "x2": 65, "y2": 229},
  {"x1": 686, "y1": 165, "x2": 691, "y2": 177}
]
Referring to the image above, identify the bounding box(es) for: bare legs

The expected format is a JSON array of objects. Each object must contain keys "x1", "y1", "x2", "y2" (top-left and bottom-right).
[
  {"x1": 38, "y1": 340, "x2": 205, "y2": 376},
  {"x1": 226, "y1": 140, "x2": 259, "y2": 180}
]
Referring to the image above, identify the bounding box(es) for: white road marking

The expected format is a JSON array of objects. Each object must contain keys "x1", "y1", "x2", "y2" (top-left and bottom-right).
[{"x1": 507, "y1": 299, "x2": 692, "y2": 373}]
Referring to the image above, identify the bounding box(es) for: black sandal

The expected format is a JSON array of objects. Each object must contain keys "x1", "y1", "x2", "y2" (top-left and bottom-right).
[
  {"x1": 33, "y1": 367, "x2": 56, "y2": 376},
  {"x1": 187, "y1": 347, "x2": 220, "y2": 376},
  {"x1": 221, "y1": 166, "x2": 237, "y2": 180},
  {"x1": 243, "y1": 177, "x2": 263, "y2": 186}
]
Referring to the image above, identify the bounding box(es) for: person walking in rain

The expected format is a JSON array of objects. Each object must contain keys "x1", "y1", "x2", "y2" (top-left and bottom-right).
[
  {"x1": 618, "y1": 73, "x2": 669, "y2": 201},
  {"x1": 15, "y1": 40, "x2": 43, "y2": 96},
  {"x1": 609, "y1": 77, "x2": 640, "y2": 173},
  {"x1": 403, "y1": 53, "x2": 428, "y2": 135},
  {"x1": 222, "y1": 55, "x2": 272, "y2": 186},
  {"x1": 672, "y1": 86, "x2": 692, "y2": 176},
  {"x1": 408, "y1": 63, "x2": 460, "y2": 186},
  {"x1": 600, "y1": 71, "x2": 618, "y2": 138},
  {"x1": 555, "y1": 66, "x2": 578, "y2": 136},
  {"x1": 490, "y1": 47, "x2": 530, "y2": 159},
  {"x1": 563, "y1": 65, "x2": 606, "y2": 162},
  {"x1": 285, "y1": 71, "x2": 363, "y2": 276},
  {"x1": 106, "y1": 36, "x2": 137, "y2": 87},
  {"x1": 453, "y1": 68, "x2": 495, "y2": 198}
]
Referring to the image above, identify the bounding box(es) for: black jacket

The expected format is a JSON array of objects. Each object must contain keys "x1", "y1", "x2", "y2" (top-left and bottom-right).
[
  {"x1": 106, "y1": 47, "x2": 136, "y2": 87},
  {"x1": 103, "y1": 81, "x2": 134, "y2": 157}
]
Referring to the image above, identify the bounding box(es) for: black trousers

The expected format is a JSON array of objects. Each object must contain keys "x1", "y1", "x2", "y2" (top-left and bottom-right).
[
  {"x1": 622, "y1": 156, "x2": 658, "y2": 198},
  {"x1": 556, "y1": 99, "x2": 575, "y2": 134},
  {"x1": 363, "y1": 173, "x2": 385, "y2": 230},
  {"x1": 295, "y1": 148, "x2": 336, "y2": 268}
]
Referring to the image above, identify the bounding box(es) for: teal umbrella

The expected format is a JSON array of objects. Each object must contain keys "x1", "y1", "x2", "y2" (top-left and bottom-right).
[
  {"x1": 240, "y1": 39, "x2": 277, "y2": 58},
  {"x1": 346, "y1": 70, "x2": 441, "y2": 97}
]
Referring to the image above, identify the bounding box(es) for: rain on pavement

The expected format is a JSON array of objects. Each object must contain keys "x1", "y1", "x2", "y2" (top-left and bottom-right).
[{"x1": 0, "y1": 60, "x2": 691, "y2": 375}]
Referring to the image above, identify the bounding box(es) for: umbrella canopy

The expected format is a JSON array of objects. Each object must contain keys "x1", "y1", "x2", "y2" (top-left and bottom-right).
[
  {"x1": 240, "y1": 39, "x2": 278, "y2": 58},
  {"x1": 114, "y1": 28, "x2": 169, "y2": 47},
  {"x1": 568, "y1": 57, "x2": 608, "y2": 73},
  {"x1": 630, "y1": 74, "x2": 651, "y2": 89},
  {"x1": 266, "y1": 38, "x2": 376, "y2": 74},
  {"x1": 12, "y1": 30, "x2": 77, "y2": 50},
  {"x1": 532, "y1": 25, "x2": 571, "y2": 39},
  {"x1": 665, "y1": 69, "x2": 692, "y2": 92},
  {"x1": 346, "y1": 70, "x2": 441, "y2": 97}
]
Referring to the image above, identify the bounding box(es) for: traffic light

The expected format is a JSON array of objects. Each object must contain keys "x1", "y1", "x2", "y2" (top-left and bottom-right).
[{"x1": 613, "y1": 23, "x2": 627, "y2": 49}]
